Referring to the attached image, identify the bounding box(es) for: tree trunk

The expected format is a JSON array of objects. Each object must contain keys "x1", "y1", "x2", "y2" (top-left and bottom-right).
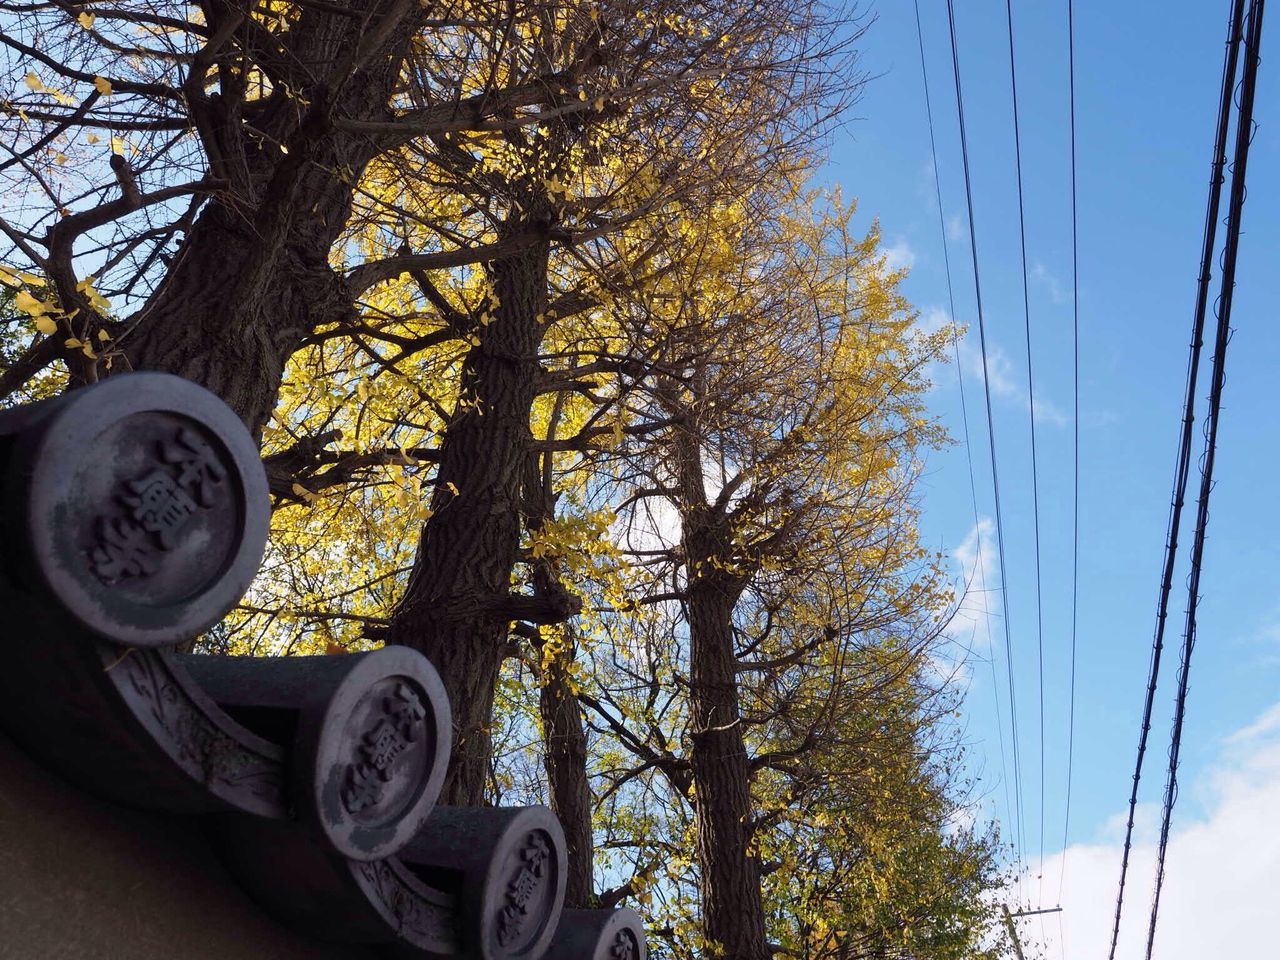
[
  {"x1": 538, "y1": 626, "x2": 595, "y2": 907},
  {"x1": 112, "y1": 3, "x2": 567, "y2": 810},
  {"x1": 118, "y1": 1, "x2": 415, "y2": 434},
  {"x1": 521, "y1": 443, "x2": 596, "y2": 907},
  {"x1": 672, "y1": 403, "x2": 770, "y2": 960},
  {"x1": 387, "y1": 229, "x2": 551, "y2": 806},
  {"x1": 685, "y1": 564, "x2": 770, "y2": 960},
  {"x1": 124, "y1": 179, "x2": 354, "y2": 434}
]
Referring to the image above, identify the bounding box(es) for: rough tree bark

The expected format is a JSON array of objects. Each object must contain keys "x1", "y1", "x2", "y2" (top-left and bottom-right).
[
  {"x1": 537, "y1": 624, "x2": 595, "y2": 907},
  {"x1": 106, "y1": 0, "x2": 588, "y2": 810},
  {"x1": 683, "y1": 531, "x2": 770, "y2": 960},
  {"x1": 386, "y1": 210, "x2": 568, "y2": 805},
  {"x1": 521, "y1": 447, "x2": 596, "y2": 907},
  {"x1": 123, "y1": 162, "x2": 358, "y2": 434},
  {"x1": 105, "y1": 10, "x2": 582, "y2": 814},
  {"x1": 671, "y1": 417, "x2": 771, "y2": 960},
  {"x1": 113, "y1": 0, "x2": 421, "y2": 434}
]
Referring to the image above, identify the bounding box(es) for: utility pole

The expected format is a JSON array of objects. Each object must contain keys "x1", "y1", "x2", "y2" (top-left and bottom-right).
[
  {"x1": 1001, "y1": 905, "x2": 1027, "y2": 960},
  {"x1": 1001, "y1": 905, "x2": 1063, "y2": 960}
]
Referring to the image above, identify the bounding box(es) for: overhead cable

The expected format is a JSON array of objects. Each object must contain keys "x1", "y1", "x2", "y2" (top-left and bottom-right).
[
  {"x1": 1145, "y1": 2, "x2": 1265, "y2": 956},
  {"x1": 1105, "y1": 1, "x2": 1249, "y2": 955}
]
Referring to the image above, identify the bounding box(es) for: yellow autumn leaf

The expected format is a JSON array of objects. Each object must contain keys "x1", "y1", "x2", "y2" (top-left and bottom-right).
[
  {"x1": 110, "y1": 136, "x2": 124, "y2": 153},
  {"x1": 77, "y1": 11, "x2": 95, "y2": 28},
  {"x1": 64, "y1": 338, "x2": 83, "y2": 349},
  {"x1": 75, "y1": 276, "x2": 111, "y2": 311},
  {"x1": 23, "y1": 73, "x2": 42, "y2": 92},
  {"x1": 93, "y1": 76, "x2": 113, "y2": 96},
  {"x1": 14, "y1": 289, "x2": 53, "y2": 316},
  {"x1": 86, "y1": 133, "x2": 100, "y2": 145},
  {"x1": 34, "y1": 315, "x2": 57, "y2": 335}
]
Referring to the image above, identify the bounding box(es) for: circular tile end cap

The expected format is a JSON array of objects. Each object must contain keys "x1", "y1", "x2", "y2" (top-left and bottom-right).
[
  {"x1": 309, "y1": 647, "x2": 451, "y2": 862},
  {"x1": 476, "y1": 806, "x2": 568, "y2": 960},
  {"x1": 542, "y1": 908, "x2": 647, "y2": 960},
  {"x1": 15, "y1": 372, "x2": 269, "y2": 648},
  {"x1": 595, "y1": 909, "x2": 646, "y2": 960}
]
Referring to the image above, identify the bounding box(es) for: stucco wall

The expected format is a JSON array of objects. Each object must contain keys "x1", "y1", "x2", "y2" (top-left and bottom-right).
[{"x1": 0, "y1": 731, "x2": 375, "y2": 960}]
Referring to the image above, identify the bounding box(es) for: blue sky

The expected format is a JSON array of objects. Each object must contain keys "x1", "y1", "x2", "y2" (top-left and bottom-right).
[{"x1": 823, "y1": 0, "x2": 1280, "y2": 951}]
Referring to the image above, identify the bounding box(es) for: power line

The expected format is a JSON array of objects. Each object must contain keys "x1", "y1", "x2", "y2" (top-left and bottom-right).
[
  {"x1": 911, "y1": 0, "x2": 1019, "y2": 884},
  {"x1": 1059, "y1": 0, "x2": 1081, "y2": 907},
  {"x1": 1145, "y1": 2, "x2": 1265, "y2": 956},
  {"x1": 1106, "y1": 1, "x2": 1249, "y2": 955},
  {"x1": 1002, "y1": 0, "x2": 1048, "y2": 889},
  {"x1": 944, "y1": 0, "x2": 1029, "y2": 894}
]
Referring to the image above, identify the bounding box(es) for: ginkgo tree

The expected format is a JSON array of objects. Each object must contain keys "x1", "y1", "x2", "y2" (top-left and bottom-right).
[
  {"x1": 477, "y1": 185, "x2": 1007, "y2": 959},
  {"x1": 2, "y1": 0, "x2": 861, "y2": 805},
  {"x1": 1, "y1": 2, "x2": 1013, "y2": 958}
]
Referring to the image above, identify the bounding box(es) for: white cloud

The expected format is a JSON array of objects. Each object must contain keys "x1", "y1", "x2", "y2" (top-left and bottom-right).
[
  {"x1": 1031, "y1": 261, "x2": 1069, "y2": 305},
  {"x1": 925, "y1": 517, "x2": 1009, "y2": 723},
  {"x1": 1028, "y1": 393, "x2": 1070, "y2": 429},
  {"x1": 957, "y1": 336, "x2": 1070, "y2": 428},
  {"x1": 947, "y1": 214, "x2": 966, "y2": 243},
  {"x1": 882, "y1": 237, "x2": 916, "y2": 272},
  {"x1": 915, "y1": 305, "x2": 954, "y2": 340},
  {"x1": 952, "y1": 517, "x2": 999, "y2": 653},
  {"x1": 961, "y1": 339, "x2": 1018, "y2": 399},
  {"x1": 946, "y1": 800, "x2": 978, "y2": 837},
  {"x1": 1225, "y1": 701, "x2": 1280, "y2": 743},
  {"x1": 1016, "y1": 703, "x2": 1280, "y2": 960},
  {"x1": 613, "y1": 493, "x2": 681, "y2": 555},
  {"x1": 1246, "y1": 607, "x2": 1280, "y2": 665}
]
